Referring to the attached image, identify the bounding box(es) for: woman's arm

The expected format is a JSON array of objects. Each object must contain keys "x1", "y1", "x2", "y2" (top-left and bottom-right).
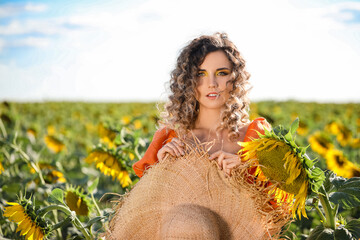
[{"x1": 132, "y1": 128, "x2": 178, "y2": 177}]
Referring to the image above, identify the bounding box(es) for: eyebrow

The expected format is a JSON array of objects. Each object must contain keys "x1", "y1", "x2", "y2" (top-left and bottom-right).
[{"x1": 198, "y1": 67, "x2": 231, "y2": 71}]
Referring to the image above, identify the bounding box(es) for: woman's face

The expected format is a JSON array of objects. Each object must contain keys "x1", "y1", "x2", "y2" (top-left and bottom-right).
[{"x1": 195, "y1": 50, "x2": 232, "y2": 111}]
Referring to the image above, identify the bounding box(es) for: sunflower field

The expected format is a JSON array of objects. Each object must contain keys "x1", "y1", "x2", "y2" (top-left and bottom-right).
[{"x1": 0, "y1": 101, "x2": 359, "y2": 239}]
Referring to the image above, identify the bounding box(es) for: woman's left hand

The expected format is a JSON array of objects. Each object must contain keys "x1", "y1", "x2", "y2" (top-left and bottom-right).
[{"x1": 209, "y1": 150, "x2": 241, "y2": 176}]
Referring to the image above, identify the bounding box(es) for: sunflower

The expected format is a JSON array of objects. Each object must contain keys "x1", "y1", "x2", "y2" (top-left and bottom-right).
[
  {"x1": 308, "y1": 132, "x2": 334, "y2": 157},
  {"x1": 44, "y1": 135, "x2": 65, "y2": 153},
  {"x1": 98, "y1": 123, "x2": 117, "y2": 148},
  {"x1": 47, "y1": 125, "x2": 56, "y2": 135},
  {"x1": 350, "y1": 138, "x2": 360, "y2": 148},
  {"x1": 129, "y1": 152, "x2": 135, "y2": 161},
  {"x1": 296, "y1": 121, "x2": 309, "y2": 136},
  {"x1": 325, "y1": 122, "x2": 352, "y2": 147},
  {"x1": 0, "y1": 161, "x2": 4, "y2": 174},
  {"x1": 30, "y1": 163, "x2": 66, "y2": 184},
  {"x1": 133, "y1": 119, "x2": 142, "y2": 130},
  {"x1": 239, "y1": 119, "x2": 325, "y2": 219},
  {"x1": 65, "y1": 186, "x2": 92, "y2": 216},
  {"x1": 3, "y1": 200, "x2": 50, "y2": 240},
  {"x1": 85, "y1": 150, "x2": 132, "y2": 188},
  {"x1": 121, "y1": 115, "x2": 131, "y2": 125},
  {"x1": 325, "y1": 149, "x2": 360, "y2": 178}
]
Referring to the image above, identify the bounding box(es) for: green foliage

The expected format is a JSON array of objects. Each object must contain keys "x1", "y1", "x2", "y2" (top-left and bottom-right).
[{"x1": 0, "y1": 101, "x2": 359, "y2": 239}]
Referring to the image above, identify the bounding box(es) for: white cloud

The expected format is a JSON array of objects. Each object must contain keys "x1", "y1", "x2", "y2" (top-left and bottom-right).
[
  {"x1": 0, "y1": 18, "x2": 90, "y2": 35},
  {"x1": 0, "y1": 3, "x2": 47, "y2": 18},
  {"x1": 11, "y1": 37, "x2": 50, "y2": 48},
  {"x1": 24, "y1": 3, "x2": 47, "y2": 13},
  {"x1": 0, "y1": 38, "x2": 5, "y2": 53}
]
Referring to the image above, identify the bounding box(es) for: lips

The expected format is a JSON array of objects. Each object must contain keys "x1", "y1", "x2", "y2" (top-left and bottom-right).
[{"x1": 206, "y1": 92, "x2": 219, "y2": 97}]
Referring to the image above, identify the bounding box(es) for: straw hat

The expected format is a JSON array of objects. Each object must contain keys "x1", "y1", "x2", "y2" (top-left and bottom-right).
[{"x1": 106, "y1": 144, "x2": 291, "y2": 240}]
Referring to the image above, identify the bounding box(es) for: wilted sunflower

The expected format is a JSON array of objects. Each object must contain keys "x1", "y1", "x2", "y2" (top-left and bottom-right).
[
  {"x1": 325, "y1": 149, "x2": 360, "y2": 178},
  {"x1": 44, "y1": 135, "x2": 65, "y2": 153},
  {"x1": 85, "y1": 150, "x2": 132, "y2": 188},
  {"x1": 3, "y1": 199, "x2": 50, "y2": 240},
  {"x1": 308, "y1": 132, "x2": 334, "y2": 157},
  {"x1": 30, "y1": 163, "x2": 66, "y2": 184},
  {"x1": 65, "y1": 186, "x2": 92, "y2": 216},
  {"x1": 239, "y1": 119, "x2": 325, "y2": 219}
]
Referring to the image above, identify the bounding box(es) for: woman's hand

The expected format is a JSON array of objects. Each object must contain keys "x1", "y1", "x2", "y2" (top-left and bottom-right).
[
  {"x1": 157, "y1": 138, "x2": 185, "y2": 161},
  {"x1": 209, "y1": 150, "x2": 241, "y2": 176}
]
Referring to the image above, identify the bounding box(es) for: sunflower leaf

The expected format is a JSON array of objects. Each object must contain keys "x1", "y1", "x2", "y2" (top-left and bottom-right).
[
  {"x1": 329, "y1": 177, "x2": 360, "y2": 209},
  {"x1": 307, "y1": 225, "x2": 334, "y2": 240},
  {"x1": 334, "y1": 226, "x2": 354, "y2": 240},
  {"x1": 49, "y1": 188, "x2": 64, "y2": 204},
  {"x1": 84, "y1": 216, "x2": 106, "y2": 229},
  {"x1": 344, "y1": 219, "x2": 360, "y2": 239},
  {"x1": 308, "y1": 167, "x2": 325, "y2": 193},
  {"x1": 289, "y1": 118, "x2": 299, "y2": 135}
]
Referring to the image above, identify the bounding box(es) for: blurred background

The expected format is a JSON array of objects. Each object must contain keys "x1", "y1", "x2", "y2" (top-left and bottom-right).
[{"x1": 1, "y1": 0, "x2": 360, "y2": 102}]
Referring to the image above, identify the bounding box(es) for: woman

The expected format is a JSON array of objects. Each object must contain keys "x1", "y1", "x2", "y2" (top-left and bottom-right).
[
  {"x1": 106, "y1": 33, "x2": 287, "y2": 240},
  {"x1": 133, "y1": 32, "x2": 270, "y2": 178}
]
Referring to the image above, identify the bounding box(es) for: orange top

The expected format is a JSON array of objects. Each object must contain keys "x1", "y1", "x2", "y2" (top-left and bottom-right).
[{"x1": 133, "y1": 117, "x2": 271, "y2": 178}]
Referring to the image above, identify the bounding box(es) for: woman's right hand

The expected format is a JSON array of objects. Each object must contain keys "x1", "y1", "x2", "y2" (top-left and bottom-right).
[{"x1": 157, "y1": 138, "x2": 185, "y2": 161}]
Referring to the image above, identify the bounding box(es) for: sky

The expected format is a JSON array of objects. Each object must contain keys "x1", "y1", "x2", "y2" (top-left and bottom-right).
[{"x1": 0, "y1": 0, "x2": 360, "y2": 103}]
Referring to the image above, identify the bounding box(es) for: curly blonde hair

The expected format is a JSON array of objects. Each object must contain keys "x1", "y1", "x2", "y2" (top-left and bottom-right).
[{"x1": 160, "y1": 32, "x2": 251, "y2": 141}]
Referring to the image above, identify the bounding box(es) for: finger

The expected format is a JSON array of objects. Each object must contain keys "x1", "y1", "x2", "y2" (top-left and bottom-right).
[
  {"x1": 157, "y1": 147, "x2": 171, "y2": 161},
  {"x1": 217, "y1": 153, "x2": 225, "y2": 169},
  {"x1": 166, "y1": 143, "x2": 182, "y2": 157},
  {"x1": 171, "y1": 138, "x2": 185, "y2": 147},
  {"x1": 163, "y1": 145, "x2": 176, "y2": 157},
  {"x1": 225, "y1": 168, "x2": 231, "y2": 177},
  {"x1": 209, "y1": 150, "x2": 222, "y2": 160},
  {"x1": 173, "y1": 142, "x2": 185, "y2": 155},
  {"x1": 226, "y1": 162, "x2": 240, "y2": 169}
]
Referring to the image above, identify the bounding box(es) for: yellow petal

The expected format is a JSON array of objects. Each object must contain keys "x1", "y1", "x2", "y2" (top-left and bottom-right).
[
  {"x1": 8, "y1": 210, "x2": 26, "y2": 223},
  {"x1": 26, "y1": 223, "x2": 36, "y2": 240},
  {"x1": 18, "y1": 217, "x2": 32, "y2": 235}
]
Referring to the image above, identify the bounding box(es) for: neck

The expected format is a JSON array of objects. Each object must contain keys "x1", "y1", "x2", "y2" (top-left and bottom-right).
[{"x1": 194, "y1": 107, "x2": 222, "y2": 131}]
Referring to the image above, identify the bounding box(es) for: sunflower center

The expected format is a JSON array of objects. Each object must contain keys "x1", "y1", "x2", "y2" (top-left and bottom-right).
[
  {"x1": 257, "y1": 144, "x2": 306, "y2": 195},
  {"x1": 335, "y1": 155, "x2": 345, "y2": 166}
]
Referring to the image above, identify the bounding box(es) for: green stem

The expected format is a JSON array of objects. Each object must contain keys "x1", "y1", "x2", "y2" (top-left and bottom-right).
[
  {"x1": 318, "y1": 186, "x2": 336, "y2": 230},
  {"x1": 8, "y1": 142, "x2": 46, "y2": 185},
  {"x1": 314, "y1": 199, "x2": 326, "y2": 224},
  {"x1": 37, "y1": 205, "x2": 93, "y2": 240},
  {"x1": 52, "y1": 209, "x2": 62, "y2": 239},
  {"x1": 51, "y1": 215, "x2": 73, "y2": 231},
  {"x1": 0, "y1": 119, "x2": 7, "y2": 138},
  {"x1": 91, "y1": 193, "x2": 102, "y2": 216}
]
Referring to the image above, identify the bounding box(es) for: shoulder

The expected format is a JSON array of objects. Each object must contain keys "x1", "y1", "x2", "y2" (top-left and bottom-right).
[
  {"x1": 249, "y1": 117, "x2": 271, "y2": 131},
  {"x1": 153, "y1": 127, "x2": 177, "y2": 145},
  {"x1": 243, "y1": 117, "x2": 271, "y2": 142}
]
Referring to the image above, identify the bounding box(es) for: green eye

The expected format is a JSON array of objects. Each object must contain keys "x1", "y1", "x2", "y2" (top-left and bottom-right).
[
  {"x1": 217, "y1": 71, "x2": 230, "y2": 76},
  {"x1": 197, "y1": 71, "x2": 206, "y2": 77}
]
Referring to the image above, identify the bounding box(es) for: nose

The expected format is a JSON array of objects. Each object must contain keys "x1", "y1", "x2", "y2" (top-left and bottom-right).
[{"x1": 208, "y1": 75, "x2": 218, "y2": 88}]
